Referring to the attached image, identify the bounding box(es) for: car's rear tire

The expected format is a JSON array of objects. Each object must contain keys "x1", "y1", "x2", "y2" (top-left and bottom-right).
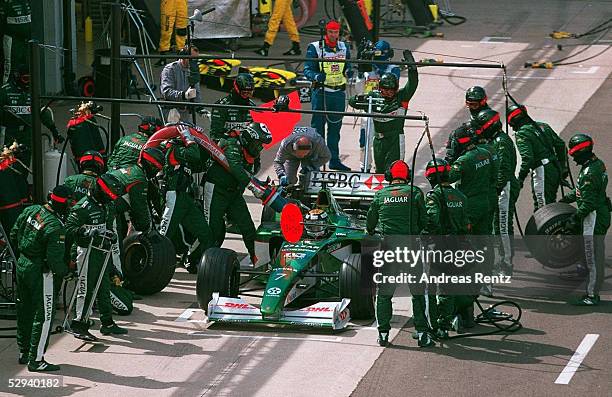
[
  {"x1": 196, "y1": 248, "x2": 240, "y2": 312},
  {"x1": 122, "y1": 232, "x2": 176, "y2": 295},
  {"x1": 524, "y1": 202, "x2": 582, "y2": 269},
  {"x1": 339, "y1": 253, "x2": 375, "y2": 320}
]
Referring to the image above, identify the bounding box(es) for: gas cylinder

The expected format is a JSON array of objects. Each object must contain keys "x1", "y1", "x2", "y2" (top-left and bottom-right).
[{"x1": 44, "y1": 148, "x2": 68, "y2": 195}]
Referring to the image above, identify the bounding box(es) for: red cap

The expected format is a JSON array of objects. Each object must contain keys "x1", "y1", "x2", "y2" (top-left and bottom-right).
[{"x1": 326, "y1": 20, "x2": 341, "y2": 31}]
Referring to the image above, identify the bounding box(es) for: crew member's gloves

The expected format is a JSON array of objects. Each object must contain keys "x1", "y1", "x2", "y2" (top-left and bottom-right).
[
  {"x1": 178, "y1": 125, "x2": 196, "y2": 145},
  {"x1": 100, "y1": 230, "x2": 118, "y2": 243},
  {"x1": 247, "y1": 177, "x2": 268, "y2": 199},
  {"x1": 564, "y1": 213, "x2": 580, "y2": 233},
  {"x1": 81, "y1": 227, "x2": 101, "y2": 239},
  {"x1": 279, "y1": 175, "x2": 289, "y2": 187},
  {"x1": 314, "y1": 73, "x2": 326, "y2": 83},
  {"x1": 63, "y1": 270, "x2": 78, "y2": 282},
  {"x1": 273, "y1": 95, "x2": 290, "y2": 112},
  {"x1": 184, "y1": 87, "x2": 197, "y2": 100},
  {"x1": 402, "y1": 49, "x2": 417, "y2": 72},
  {"x1": 51, "y1": 126, "x2": 65, "y2": 145}
]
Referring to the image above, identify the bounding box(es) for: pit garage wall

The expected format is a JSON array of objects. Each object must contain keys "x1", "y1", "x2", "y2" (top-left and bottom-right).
[
  {"x1": 188, "y1": 0, "x2": 251, "y2": 39},
  {"x1": 35, "y1": 0, "x2": 76, "y2": 94}
]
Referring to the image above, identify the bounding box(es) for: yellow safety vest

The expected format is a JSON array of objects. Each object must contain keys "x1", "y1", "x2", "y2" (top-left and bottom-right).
[{"x1": 311, "y1": 40, "x2": 347, "y2": 88}]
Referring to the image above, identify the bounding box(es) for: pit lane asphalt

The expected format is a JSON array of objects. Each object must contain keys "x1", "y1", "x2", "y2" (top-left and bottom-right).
[{"x1": 1, "y1": 1, "x2": 611, "y2": 395}]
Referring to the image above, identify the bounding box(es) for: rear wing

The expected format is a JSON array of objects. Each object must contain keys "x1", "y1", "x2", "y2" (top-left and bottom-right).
[{"x1": 303, "y1": 171, "x2": 388, "y2": 202}]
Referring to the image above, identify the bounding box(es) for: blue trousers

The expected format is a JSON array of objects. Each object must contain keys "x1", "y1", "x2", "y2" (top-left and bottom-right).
[{"x1": 311, "y1": 88, "x2": 346, "y2": 163}]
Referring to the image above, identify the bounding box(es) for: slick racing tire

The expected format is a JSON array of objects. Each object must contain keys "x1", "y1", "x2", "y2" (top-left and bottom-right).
[
  {"x1": 339, "y1": 253, "x2": 375, "y2": 319},
  {"x1": 122, "y1": 232, "x2": 177, "y2": 295},
  {"x1": 524, "y1": 202, "x2": 582, "y2": 269},
  {"x1": 197, "y1": 248, "x2": 240, "y2": 313}
]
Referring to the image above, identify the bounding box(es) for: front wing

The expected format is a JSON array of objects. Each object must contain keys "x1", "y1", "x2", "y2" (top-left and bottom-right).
[{"x1": 207, "y1": 293, "x2": 351, "y2": 330}]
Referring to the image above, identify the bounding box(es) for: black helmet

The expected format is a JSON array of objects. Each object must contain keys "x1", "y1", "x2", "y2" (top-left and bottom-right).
[
  {"x1": 384, "y1": 160, "x2": 410, "y2": 182},
  {"x1": 138, "y1": 147, "x2": 165, "y2": 179},
  {"x1": 304, "y1": 208, "x2": 332, "y2": 239},
  {"x1": 48, "y1": 184, "x2": 73, "y2": 216},
  {"x1": 94, "y1": 173, "x2": 124, "y2": 203},
  {"x1": 568, "y1": 133, "x2": 594, "y2": 164},
  {"x1": 465, "y1": 86, "x2": 487, "y2": 102},
  {"x1": 233, "y1": 73, "x2": 255, "y2": 99},
  {"x1": 138, "y1": 116, "x2": 163, "y2": 136},
  {"x1": 239, "y1": 122, "x2": 272, "y2": 157},
  {"x1": 506, "y1": 103, "x2": 529, "y2": 130},
  {"x1": 13, "y1": 63, "x2": 30, "y2": 90},
  {"x1": 473, "y1": 108, "x2": 502, "y2": 140},
  {"x1": 424, "y1": 158, "x2": 451, "y2": 187},
  {"x1": 79, "y1": 150, "x2": 105, "y2": 175}
]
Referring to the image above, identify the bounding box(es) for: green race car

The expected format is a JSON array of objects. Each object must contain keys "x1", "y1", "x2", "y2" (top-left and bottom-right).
[{"x1": 196, "y1": 171, "x2": 388, "y2": 330}]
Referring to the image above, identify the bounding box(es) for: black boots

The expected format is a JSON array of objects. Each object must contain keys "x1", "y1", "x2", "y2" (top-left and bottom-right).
[
  {"x1": 254, "y1": 43, "x2": 270, "y2": 57},
  {"x1": 283, "y1": 41, "x2": 301, "y2": 56}
]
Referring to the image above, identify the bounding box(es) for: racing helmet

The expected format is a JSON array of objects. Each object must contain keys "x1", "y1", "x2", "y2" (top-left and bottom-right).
[
  {"x1": 450, "y1": 123, "x2": 475, "y2": 158},
  {"x1": 472, "y1": 108, "x2": 502, "y2": 140},
  {"x1": 568, "y1": 133, "x2": 594, "y2": 164},
  {"x1": 79, "y1": 150, "x2": 105, "y2": 175},
  {"x1": 233, "y1": 73, "x2": 255, "y2": 99},
  {"x1": 239, "y1": 122, "x2": 272, "y2": 157},
  {"x1": 13, "y1": 63, "x2": 30, "y2": 91},
  {"x1": 506, "y1": 104, "x2": 529, "y2": 130},
  {"x1": 465, "y1": 86, "x2": 487, "y2": 109},
  {"x1": 47, "y1": 184, "x2": 73, "y2": 216},
  {"x1": 94, "y1": 173, "x2": 124, "y2": 203},
  {"x1": 138, "y1": 147, "x2": 165, "y2": 179},
  {"x1": 292, "y1": 136, "x2": 313, "y2": 158},
  {"x1": 374, "y1": 40, "x2": 394, "y2": 61},
  {"x1": 424, "y1": 158, "x2": 451, "y2": 187},
  {"x1": 385, "y1": 160, "x2": 410, "y2": 182},
  {"x1": 379, "y1": 73, "x2": 399, "y2": 99},
  {"x1": 304, "y1": 208, "x2": 332, "y2": 239},
  {"x1": 138, "y1": 116, "x2": 163, "y2": 136}
]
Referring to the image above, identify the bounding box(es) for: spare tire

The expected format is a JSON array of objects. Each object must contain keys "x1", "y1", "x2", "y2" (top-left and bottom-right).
[
  {"x1": 122, "y1": 232, "x2": 176, "y2": 295},
  {"x1": 196, "y1": 247, "x2": 240, "y2": 312},
  {"x1": 339, "y1": 253, "x2": 375, "y2": 320},
  {"x1": 524, "y1": 202, "x2": 582, "y2": 269}
]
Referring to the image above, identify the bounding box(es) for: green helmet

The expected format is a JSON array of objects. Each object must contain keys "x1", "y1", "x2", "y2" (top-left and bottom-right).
[
  {"x1": 424, "y1": 158, "x2": 450, "y2": 186},
  {"x1": 95, "y1": 173, "x2": 125, "y2": 203},
  {"x1": 239, "y1": 122, "x2": 272, "y2": 157},
  {"x1": 506, "y1": 103, "x2": 529, "y2": 130},
  {"x1": 138, "y1": 147, "x2": 165, "y2": 179},
  {"x1": 233, "y1": 73, "x2": 255, "y2": 99},
  {"x1": 379, "y1": 73, "x2": 399, "y2": 90},
  {"x1": 568, "y1": 133, "x2": 594, "y2": 164},
  {"x1": 465, "y1": 86, "x2": 486, "y2": 102},
  {"x1": 473, "y1": 108, "x2": 502, "y2": 140},
  {"x1": 449, "y1": 123, "x2": 475, "y2": 159},
  {"x1": 79, "y1": 150, "x2": 105, "y2": 175}
]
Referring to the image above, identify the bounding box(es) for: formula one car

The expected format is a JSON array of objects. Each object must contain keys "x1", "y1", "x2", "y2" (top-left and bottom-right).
[{"x1": 196, "y1": 171, "x2": 388, "y2": 330}]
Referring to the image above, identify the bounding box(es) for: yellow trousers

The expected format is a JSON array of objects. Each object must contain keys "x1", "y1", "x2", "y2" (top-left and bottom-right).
[
  {"x1": 264, "y1": 0, "x2": 300, "y2": 45},
  {"x1": 159, "y1": 0, "x2": 188, "y2": 52}
]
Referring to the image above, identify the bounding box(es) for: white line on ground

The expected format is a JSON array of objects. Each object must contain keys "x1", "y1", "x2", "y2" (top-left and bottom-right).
[
  {"x1": 554, "y1": 334, "x2": 600, "y2": 385},
  {"x1": 469, "y1": 75, "x2": 559, "y2": 80},
  {"x1": 570, "y1": 66, "x2": 599, "y2": 74},
  {"x1": 189, "y1": 332, "x2": 343, "y2": 342},
  {"x1": 480, "y1": 36, "x2": 512, "y2": 44}
]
